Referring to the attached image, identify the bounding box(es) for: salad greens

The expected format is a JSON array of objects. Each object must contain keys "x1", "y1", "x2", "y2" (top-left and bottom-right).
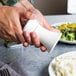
[{"x1": 55, "y1": 23, "x2": 76, "y2": 41}]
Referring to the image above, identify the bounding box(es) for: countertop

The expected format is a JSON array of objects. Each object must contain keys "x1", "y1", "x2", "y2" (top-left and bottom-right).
[{"x1": 0, "y1": 15, "x2": 76, "y2": 76}]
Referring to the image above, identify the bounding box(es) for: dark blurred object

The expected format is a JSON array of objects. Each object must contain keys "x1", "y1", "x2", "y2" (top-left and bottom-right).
[
  {"x1": 33, "y1": 0, "x2": 67, "y2": 15},
  {"x1": 0, "y1": 0, "x2": 20, "y2": 6},
  {"x1": 0, "y1": 0, "x2": 7, "y2": 5},
  {"x1": 0, "y1": 61, "x2": 27, "y2": 76},
  {"x1": 0, "y1": 69, "x2": 11, "y2": 76}
]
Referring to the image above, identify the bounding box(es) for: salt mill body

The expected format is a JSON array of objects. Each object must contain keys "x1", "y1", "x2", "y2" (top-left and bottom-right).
[{"x1": 23, "y1": 20, "x2": 62, "y2": 52}]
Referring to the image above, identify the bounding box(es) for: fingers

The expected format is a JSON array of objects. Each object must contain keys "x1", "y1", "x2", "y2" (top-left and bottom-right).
[
  {"x1": 40, "y1": 46, "x2": 47, "y2": 52},
  {"x1": 23, "y1": 42, "x2": 29, "y2": 47},
  {"x1": 23, "y1": 31, "x2": 31, "y2": 44},
  {"x1": 30, "y1": 32, "x2": 40, "y2": 48},
  {"x1": 23, "y1": 31, "x2": 47, "y2": 51},
  {"x1": 15, "y1": 32, "x2": 25, "y2": 44},
  {"x1": 12, "y1": 13, "x2": 25, "y2": 43},
  {"x1": 23, "y1": 31, "x2": 40, "y2": 47},
  {"x1": 12, "y1": 7, "x2": 47, "y2": 51}
]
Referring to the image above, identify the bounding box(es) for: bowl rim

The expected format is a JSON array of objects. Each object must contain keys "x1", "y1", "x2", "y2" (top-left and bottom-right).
[{"x1": 48, "y1": 51, "x2": 76, "y2": 76}]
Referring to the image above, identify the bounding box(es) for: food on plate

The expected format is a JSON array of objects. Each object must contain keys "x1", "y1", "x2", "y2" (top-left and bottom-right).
[
  {"x1": 52, "y1": 55, "x2": 76, "y2": 76},
  {"x1": 54, "y1": 23, "x2": 76, "y2": 41}
]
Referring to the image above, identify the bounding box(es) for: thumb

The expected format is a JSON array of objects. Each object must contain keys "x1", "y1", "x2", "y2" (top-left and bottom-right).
[{"x1": 16, "y1": 6, "x2": 32, "y2": 19}]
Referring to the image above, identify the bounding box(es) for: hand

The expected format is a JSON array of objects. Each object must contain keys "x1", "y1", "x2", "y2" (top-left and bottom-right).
[
  {"x1": 0, "y1": 6, "x2": 27, "y2": 43},
  {"x1": 25, "y1": 9, "x2": 60, "y2": 51},
  {"x1": 14, "y1": 0, "x2": 60, "y2": 52}
]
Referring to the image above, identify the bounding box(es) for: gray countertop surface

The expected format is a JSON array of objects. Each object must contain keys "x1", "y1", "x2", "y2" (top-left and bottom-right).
[{"x1": 0, "y1": 15, "x2": 76, "y2": 76}]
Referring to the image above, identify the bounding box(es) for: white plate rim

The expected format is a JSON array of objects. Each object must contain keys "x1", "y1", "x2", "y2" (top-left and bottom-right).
[
  {"x1": 48, "y1": 51, "x2": 76, "y2": 76},
  {"x1": 52, "y1": 22, "x2": 76, "y2": 44}
]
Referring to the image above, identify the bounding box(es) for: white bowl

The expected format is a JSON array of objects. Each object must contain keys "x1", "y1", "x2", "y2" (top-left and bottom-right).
[{"x1": 48, "y1": 51, "x2": 76, "y2": 76}]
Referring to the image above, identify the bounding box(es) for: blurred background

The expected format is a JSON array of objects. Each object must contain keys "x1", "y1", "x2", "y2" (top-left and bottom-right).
[{"x1": 31, "y1": 0, "x2": 67, "y2": 15}]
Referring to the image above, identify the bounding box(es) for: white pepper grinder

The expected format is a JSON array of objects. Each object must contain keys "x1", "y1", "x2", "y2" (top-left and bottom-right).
[{"x1": 23, "y1": 20, "x2": 62, "y2": 53}]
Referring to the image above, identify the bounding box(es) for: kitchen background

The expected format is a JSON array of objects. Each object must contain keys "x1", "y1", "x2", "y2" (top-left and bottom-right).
[{"x1": 30, "y1": 0, "x2": 67, "y2": 15}]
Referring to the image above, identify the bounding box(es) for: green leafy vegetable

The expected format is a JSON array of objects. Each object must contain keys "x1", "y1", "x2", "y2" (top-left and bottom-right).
[{"x1": 56, "y1": 23, "x2": 76, "y2": 41}]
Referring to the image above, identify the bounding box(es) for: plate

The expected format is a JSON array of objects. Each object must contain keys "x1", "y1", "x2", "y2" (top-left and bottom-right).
[
  {"x1": 52, "y1": 22, "x2": 76, "y2": 44},
  {"x1": 48, "y1": 51, "x2": 76, "y2": 76}
]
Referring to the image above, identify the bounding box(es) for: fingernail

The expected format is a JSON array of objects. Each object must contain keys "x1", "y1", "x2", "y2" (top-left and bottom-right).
[
  {"x1": 40, "y1": 46, "x2": 47, "y2": 52},
  {"x1": 23, "y1": 42, "x2": 28, "y2": 47}
]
